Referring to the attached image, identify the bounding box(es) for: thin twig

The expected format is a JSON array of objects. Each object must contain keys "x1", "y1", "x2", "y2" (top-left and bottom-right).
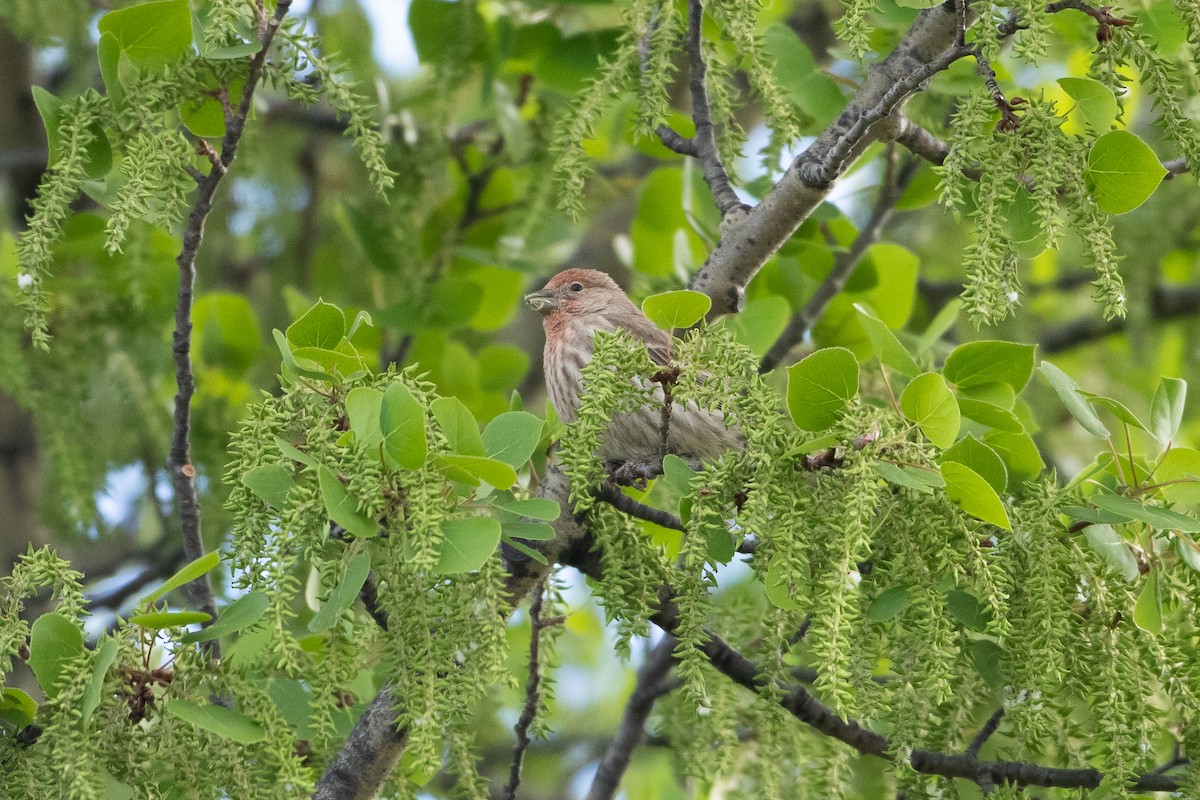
[
  {"x1": 685, "y1": 0, "x2": 745, "y2": 217},
  {"x1": 169, "y1": 0, "x2": 293, "y2": 659},
  {"x1": 800, "y1": 44, "x2": 971, "y2": 188},
  {"x1": 656, "y1": 125, "x2": 699, "y2": 156},
  {"x1": 636, "y1": 4, "x2": 699, "y2": 157},
  {"x1": 586, "y1": 635, "x2": 680, "y2": 800},
  {"x1": 1045, "y1": 0, "x2": 1133, "y2": 40},
  {"x1": 966, "y1": 708, "x2": 1005, "y2": 757},
  {"x1": 503, "y1": 582, "x2": 548, "y2": 800},
  {"x1": 759, "y1": 148, "x2": 921, "y2": 373}
]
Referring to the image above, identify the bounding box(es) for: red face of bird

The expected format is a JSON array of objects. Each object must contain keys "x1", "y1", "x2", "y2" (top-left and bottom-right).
[{"x1": 524, "y1": 269, "x2": 624, "y2": 318}]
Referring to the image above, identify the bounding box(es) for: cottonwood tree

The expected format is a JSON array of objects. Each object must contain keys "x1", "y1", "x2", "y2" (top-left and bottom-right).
[{"x1": 0, "y1": 0, "x2": 1199, "y2": 798}]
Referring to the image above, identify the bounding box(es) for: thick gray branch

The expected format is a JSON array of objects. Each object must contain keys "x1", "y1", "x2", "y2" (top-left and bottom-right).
[
  {"x1": 586, "y1": 635, "x2": 680, "y2": 800},
  {"x1": 689, "y1": 1, "x2": 968, "y2": 317}
]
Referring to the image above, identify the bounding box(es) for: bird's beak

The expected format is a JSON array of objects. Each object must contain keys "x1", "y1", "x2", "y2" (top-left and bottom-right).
[{"x1": 524, "y1": 289, "x2": 560, "y2": 314}]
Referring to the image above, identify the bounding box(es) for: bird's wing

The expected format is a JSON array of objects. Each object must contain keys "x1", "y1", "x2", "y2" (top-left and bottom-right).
[{"x1": 618, "y1": 314, "x2": 674, "y2": 366}]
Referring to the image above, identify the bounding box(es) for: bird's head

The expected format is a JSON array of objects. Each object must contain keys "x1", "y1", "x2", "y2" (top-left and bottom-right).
[{"x1": 524, "y1": 269, "x2": 625, "y2": 319}]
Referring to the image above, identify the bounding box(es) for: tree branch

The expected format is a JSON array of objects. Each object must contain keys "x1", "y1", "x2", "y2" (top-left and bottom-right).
[
  {"x1": 1040, "y1": 285, "x2": 1200, "y2": 352},
  {"x1": 314, "y1": 466, "x2": 587, "y2": 798},
  {"x1": 758, "y1": 147, "x2": 921, "y2": 373},
  {"x1": 586, "y1": 634, "x2": 680, "y2": 800},
  {"x1": 685, "y1": 0, "x2": 747, "y2": 218},
  {"x1": 168, "y1": 0, "x2": 292, "y2": 657},
  {"x1": 503, "y1": 581, "x2": 548, "y2": 800},
  {"x1": 646, "y1": 598, "x2": 1181, "y2": 794},
  {"x1": 689, "y1": 1, "x2": 971, "y2": 318},
  {"x1": 594, "y1": 482, "x2": 685, "y2": 531},
  {"x1": 895, "y1": 117, "x2": 1191, "y2": 180},
  {"x1": 966, "y1": 708, "x2": 1005, "y2": 757}
]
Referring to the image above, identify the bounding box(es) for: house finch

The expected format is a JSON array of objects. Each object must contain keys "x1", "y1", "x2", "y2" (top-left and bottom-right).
[{"x1": 525, "y1": 268, "x2": 741, "y2": 465}]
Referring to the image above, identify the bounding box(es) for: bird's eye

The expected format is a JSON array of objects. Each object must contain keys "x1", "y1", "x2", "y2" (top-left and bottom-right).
[{"x1": 570, "y1": 282, "x2": 584, "y2": 293}]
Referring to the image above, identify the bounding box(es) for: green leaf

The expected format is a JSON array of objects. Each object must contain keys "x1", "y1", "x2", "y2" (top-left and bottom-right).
[
  {"x1": 478, "y1": 344, "x2": 530, "y2": 392},
  {"x1": 1151, "y1": 377, "x2": 1186, "y2": 445},
  {"x1": 875, "y1": 462, "x2": 945, "y2": 493},
  {"x1": 786, "y1": 347, "x2": 859, "y2": 431},
  {"x1": 956, "y1": 397, "x2": 1024, "y2": 433},
  {"x1": 346, "y1": 387, "x2": 384, "y2": 449},
  {"x1": 30, "y1": 87, "x2": 112, "y2": 179},
  {"x1": 129, "y1": 610, "x2": 212, "y2": 629},
  {"x1": 916, "y1": 299, "x2": 961, "y2": 354},
  {"x1": 490, "y1": 495, "x2": 561, "y2": 520},
  {"x1": 641, "y1": 290, "x2": 712, "y2": 329},
  {"x1": 1175, "y1": 533, "x2": 1200, "y2": 575},
  {"x1": 946, "y1": 590, "x2": 991, "y2": 632},
  {"x1": 80, "y1": 641, "x2": 117, "y2": 720},
  {"x1": 764, "y1": 562, "x2": 802, "y2": 611},
  {"x1": 901, "y1": 373, "x2": 960, "y2": 448},
  {"x1": 1089, "y1": 492, "x2": 1200, "y2": 532},
  {"x1": 291, "y1": 346, "x2": 366, "y2": 378},
  {"x1": 1038, "y1": 362, "x2": 1109, "y2": 438},
  {"x1": 309, "y1": 553, "x2": 373, "y2": 632},
  {"x1": 97, "y1": 33, "x2": 124, "y2": 105},
  {"x1": 662, "y1": 454, "x2": 697, "y2": 496},
  {"x1": 1057, "y1": 77, "x2": 1119, "y2": 134},
  {"x1": 275, "y1": 437, "x2": 317, "y2": 468},
  {"x1": 431, "y1": 397, "x2": 485, "y2": 456},
  {"x1": 1086, "y1": 130, "x2": 1168, "y2": 215},
  {"x1": 958, "y1": 382, "x2": 1016, "y2": 410},
  {"x1": 971, "y1": 640, "x2": 1005, "y2": 688},
  {"x1": 166, "y1": 700, "x2": 266, "y2": 744},
  {"x1": 853, "y1": 303, "x2": 920, "y2": 376},
  {"x1": 1065, "y1": 505, "x2": 1133, "y2": 525},
  {"x1": 143, "y1": 551, "x2": 220, "y2": 605},
  {"x1": 0, "y1": 688, "x2": 38, "y2": 728},
  {"x1": 1083, "y1": 524, "x2": 1140, "y2": 581},
  {"x1": 181, "y1": 77, "x2": 245, "y2": 137},
  {"x1": 273, "y1": 329, "x2": 333, "y2": 383},
  {"x1": 318, "y1": 465, "x2": 378, "y2": 538},
  {"x1": 943, "y1": 341, "x2": 1035, "y2": 392},
  {"x1": 99, "y1": 771, "x2": 135, "y2": 800},
  {"x1": 940, "y1": 435, "x2": 1008, "y2": 493},
  {"x1": 194, "y1": 292, "x2": 262, "y2": 372},
  {"x1": 441, "y1": 455, "x2": 518, "y2": 488},
  {"x1": 1079, "y1": 391, "x2": 1148, "y2": 432},
  {"x1": 242, "y1": 464, "x2": 294, "y2": 510},
  {"x1": 97, "y1": 0, "x2": 193, "y2": 67},
  {"x1": 865, "y1": 585, "x2": 912, "y2": 622},
  {"x1": 182, "y1": 592, "x2": 270, "y2": 643},
  {"x1": 941, "y1": 462, "x2": 1011, "y2": 529},
  {"x1": 28, "y1": 614, "x2": 85, "y2": 699},
  {"x1": 729, "y1": 296, "x2": 790, "y2": 356},
  {"x1": 381, "y1": 382, "x2": 428, "y2": 470},
  {"x1": 437, "y1": 517, "x2": 502, "y2": 574},
  {"x1": 1155, "y1": 447, "x2": 1200, "y2": 505},
  {"x1": 482, "y1": 411, "x2": 544, "y2": 468},
  {"x1": 286, "y1": 300, "x2": 346, "y2": 351},
  {"x1": 1133, "y1": 570, "x2": 1163, "y2": 634},
  {"x1": 409, "y1": 0, "x2": 480, "y2": 63},
  {"x1": 501, "y1": 521, "x2": 557, "y2": 541},
  {"x1": 983, "y1": 431, "x2": 1045, "y2": 483},
  {"x1": 704, "y1": 522, "x2": 736, "y2": 564},
  {"x1": 501, "y1": 537, "x2": 549, "y2": 565}
]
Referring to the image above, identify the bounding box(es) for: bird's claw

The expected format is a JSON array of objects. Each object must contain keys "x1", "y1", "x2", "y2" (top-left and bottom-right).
[{"x1": 607, "y1": 459, "x2": 664, "y2": 489}]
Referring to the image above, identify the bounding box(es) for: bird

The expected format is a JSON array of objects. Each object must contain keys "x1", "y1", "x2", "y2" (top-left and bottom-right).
[{"x1": 525, "y1": 268, "x2": 741, "y2": 468}]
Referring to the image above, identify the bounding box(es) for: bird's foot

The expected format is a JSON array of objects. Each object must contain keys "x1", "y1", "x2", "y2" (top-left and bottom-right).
[{"x1": 607, "y1": 459, "x2": 665, "y2": 489}]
